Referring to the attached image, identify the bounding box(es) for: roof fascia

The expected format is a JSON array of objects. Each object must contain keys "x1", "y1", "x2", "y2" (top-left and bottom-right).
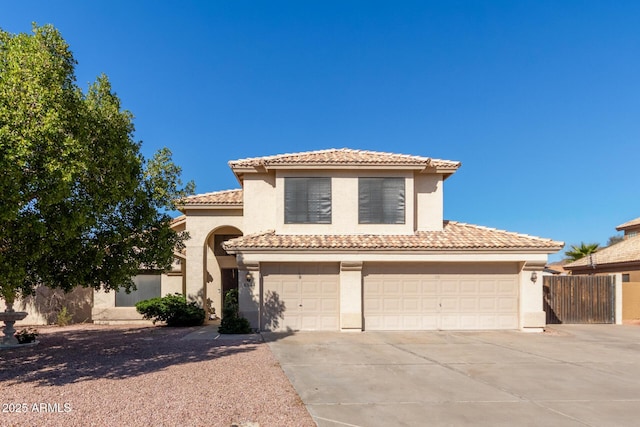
[
  {"x1": 224, "y1": 247, "x2": 562, "y2": 255},
  {"x1": 180, "y1": 204, "x2": 243, "y2": 211}
]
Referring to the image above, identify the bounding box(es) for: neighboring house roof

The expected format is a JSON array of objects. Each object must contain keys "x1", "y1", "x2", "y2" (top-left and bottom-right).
[
  {"x1": 565, "y1": 235, "x2": 640, "y2": 269},
  {"x1": 616, "y1": 216, "x2": 640, "y2": 231},
  {"x1": 545, "y1": 260, "x2": 568, "y2": 275},
  {"x1": 171, "y1": 215, "x2": 186, "y2": 227},
  {"x1": 180, "y1": 189, "x2": 243, "y2": 207},
  {"x1": 228, "y1": 148, "x2": 461, "y2": 178},
  {"x1": 223, "y1": 221, "x2": 563, "y2": 252}
]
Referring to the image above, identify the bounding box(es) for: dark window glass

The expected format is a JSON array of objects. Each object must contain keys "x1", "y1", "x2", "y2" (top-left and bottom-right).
[
  {"x1": 359, "y1": 178, "x2": 405, "y2": 224},
  {"x1": 622, "y1": 274, "x2": 630, "y2": 283},
  {"x1": 285, "y1": 178, "x2": 331, "y2": 224}
]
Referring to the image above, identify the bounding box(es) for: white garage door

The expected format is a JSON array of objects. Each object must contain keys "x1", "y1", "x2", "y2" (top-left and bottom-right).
[
  {"x1": 364, "y1": 264, "x2": 519, "y2": 330},
  {"x1": 261, "y1": 263, "x2": 339, "y2": 331}
]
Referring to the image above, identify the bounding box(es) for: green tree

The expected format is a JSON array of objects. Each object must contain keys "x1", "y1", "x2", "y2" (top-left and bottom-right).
[
  {"x1": 564, "y1": 242, "x2": 600, "y2": 262},
  {"x1": 0, "y1": 24, "x2": 194, "y2": 308},
  {"x1": 606, "y1": 234, "x2": 624, "y2": 247}
]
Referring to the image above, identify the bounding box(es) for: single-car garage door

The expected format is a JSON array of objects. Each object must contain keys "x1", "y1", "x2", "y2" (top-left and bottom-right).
[
  {"x1": 261, "y1": 263, "x2": 339, "y2": 331},
  {"x1": 364, "y1": 263, "x2": 519, "y2": 330}
]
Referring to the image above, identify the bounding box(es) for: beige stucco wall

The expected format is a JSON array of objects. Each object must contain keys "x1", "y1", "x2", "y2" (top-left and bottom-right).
[
  {"x1": 340, "y1": 262, "x2": 363, "y2": 330},
  {"x1": 2, "y1": 286, "x2": 93, "y2": 326},
  {"x1": 92, "y1": 273, "x2": 184, "y2": 324},
  {"x1": 183, "y1": 209, "x2": 243, "y2": 313},
  {"x1": 273, "y1": 170, "x2": 417, "y2": 235},
  {"x1": 242, "y1": 173, "x2": 276, "y2": 234},
  {"x1": 415, "y1": 174, "x2": 444, "y2": 231},
  {"x1": 520, "y1": 265, "x2": 546, "y2": 331},
  {"x1": 623, "y1": 281, "x2": 640, "y2": 320}
]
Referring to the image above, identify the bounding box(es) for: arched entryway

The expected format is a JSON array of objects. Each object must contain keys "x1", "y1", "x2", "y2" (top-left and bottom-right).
[{"x1": 204, "y1": 226, "x2": 243, "y2": 320}]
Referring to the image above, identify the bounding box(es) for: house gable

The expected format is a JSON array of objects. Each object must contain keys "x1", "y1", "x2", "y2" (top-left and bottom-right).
[{"x1": 224, "y1": 148, "x2": 461, "y2": 235}]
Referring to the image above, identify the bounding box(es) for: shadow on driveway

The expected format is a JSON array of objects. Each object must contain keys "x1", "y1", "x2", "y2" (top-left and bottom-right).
[{"x1": 0, "y1": 324, "x2": 275, "y2": 387}]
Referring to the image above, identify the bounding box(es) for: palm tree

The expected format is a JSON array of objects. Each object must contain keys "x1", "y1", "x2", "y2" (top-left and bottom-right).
[{"x1": 564, "y1": 242, "x2": 600, "y2": 262}]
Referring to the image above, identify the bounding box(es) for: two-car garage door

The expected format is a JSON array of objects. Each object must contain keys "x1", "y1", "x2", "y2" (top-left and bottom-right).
[{"x1": 363, "y1": 264, "x2": 519, "y2": 330}]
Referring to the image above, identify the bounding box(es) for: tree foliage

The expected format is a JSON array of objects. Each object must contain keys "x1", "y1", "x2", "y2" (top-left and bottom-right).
[
  {"x1": 0, "y1": 24, "x2": 194, "y2": 304},
  {"x1": 606, "y1": 234, "x2": 624, "y2": 247},
  {"x1": 564, "y1": 242, "x2": 600, "y2": 262}
]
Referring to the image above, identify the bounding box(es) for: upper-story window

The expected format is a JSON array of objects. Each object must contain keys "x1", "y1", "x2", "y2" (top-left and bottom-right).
[
  {"x1": 285, "y1": 177, "x2": 332, "y2": 224},
  {"x1": 359, "y1": 177, "x2": 405, "y2": 224}
]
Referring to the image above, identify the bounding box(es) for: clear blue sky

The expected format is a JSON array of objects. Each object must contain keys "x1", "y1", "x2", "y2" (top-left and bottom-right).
[{"x1": 3, "y1": 1, "x2": 640, "y2": 261}]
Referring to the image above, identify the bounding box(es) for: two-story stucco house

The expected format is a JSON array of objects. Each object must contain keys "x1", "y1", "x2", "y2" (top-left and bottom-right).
[{"x1": 94, "y1": 148, "x2": 563, "y2": 331}]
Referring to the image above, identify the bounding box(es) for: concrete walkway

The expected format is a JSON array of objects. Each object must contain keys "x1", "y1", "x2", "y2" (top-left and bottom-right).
[
  {"x1": 181, "y1": 323, "x2": 263, "y2": 343},
  {"x1": 265, "y1": 325, "x2": 640, "y2": 426}
]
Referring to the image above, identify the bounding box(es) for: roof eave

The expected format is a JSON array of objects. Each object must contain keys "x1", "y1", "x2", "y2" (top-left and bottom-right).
[
  {"x1": 179, "y1": 204, "x2": 243, "y2": 210},
  {"x1": 224, "y1": 246, "x2": 563, "y2": 254}
]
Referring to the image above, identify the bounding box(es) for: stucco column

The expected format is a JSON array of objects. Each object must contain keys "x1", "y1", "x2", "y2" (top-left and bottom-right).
[
  {"x1": 520, "y1": 262, "x2": 546, "y2": 332},
  {"x1": 238, "y1": 262, "x2": 260, "y2": 330},
  {"x1": 340, "y1": 261, "x2": 363, "y2": 331},
  {"x1": 185, "y1": 243, "x2": 206, "y2": 306},
  {"x1": 612, "y1": 273, "x2": 623, "y2": 325}
]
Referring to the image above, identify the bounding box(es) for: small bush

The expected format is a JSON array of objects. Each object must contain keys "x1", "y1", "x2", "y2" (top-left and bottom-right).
[
  {"x1": 135, "y1": 293, "x2": 205, "y2": 327},
  {"x1": 218, "y1": 289, "x2": 252, "y2": 334},
  {"x1": 15, "y1": 327, "x2": 38, "y2": 344},
  {"x1": 56, "y1": 306, "x2": 73, "y2": 326}
]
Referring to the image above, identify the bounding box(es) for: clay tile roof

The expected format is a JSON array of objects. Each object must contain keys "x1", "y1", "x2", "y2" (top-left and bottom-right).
[
  {"x1": 565, "y1": 235, "x2": 640, "y2": 268},
  {"x1": 616, "y1": 216, "x2": 640, "y2": 231},
  {"x1": 223, "y1": 221, "x2": 563, "y2": 252},
  {"x1": 170, "y1": 215, "x2": 186, "y2": 226},
  {"x1": 228, "y1": 148, "x2": 460, "y2": 169},
  {"x1": 181, "y1": 189, "x2": 243, "y2": 206}
]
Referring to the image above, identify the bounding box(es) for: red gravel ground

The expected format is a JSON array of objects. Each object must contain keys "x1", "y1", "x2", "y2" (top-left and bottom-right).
[{"x1": 0, "y1": 325, "x2": 315, "y2": 427}]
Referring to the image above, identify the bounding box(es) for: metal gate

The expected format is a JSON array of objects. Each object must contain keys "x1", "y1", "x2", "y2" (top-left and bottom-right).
[{"x1": 543, "y1": 275, "x2": 615, "y2": 324}]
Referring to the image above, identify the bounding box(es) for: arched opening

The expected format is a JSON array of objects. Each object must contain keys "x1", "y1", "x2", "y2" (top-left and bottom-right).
[{"x1": 204, "y1": 226, "x2": 243, "y2": 320}]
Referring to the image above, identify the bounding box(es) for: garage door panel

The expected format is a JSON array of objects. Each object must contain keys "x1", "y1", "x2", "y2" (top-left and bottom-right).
[
  {"x1": 459, "y1": 297, "x2": 478, "y2": 312},
  {"x1": 440, "y1": 279, "x2": 459, "y2": 291},
  {"x1": 423, "y1": 281, "x2": 438, "y2": 293},
  {"x1": 478, "y1": 297, "x2": 498, "y2": 311},
  {"x1": 364, "y1": 265, "x2": 519, "y2": 331},
  {"x1": 459, "y1": 280, "x2": 478, "y2": 294},
  {"x1": 403, "y1": 299, "x2": 420, "y2": 311},
  {"x1": 403, "y1": 280, "x2": 421, "y2": 294},
  {"x1": 383, "y1": 298, "x2": 402, "y2": 311},
  {"x1": 497, "y1": 280, "x2": 518, "y2": 294},
  {"x1": 282, "y1": 282, "x2": 298, "y2": 294},
  {"x1": 440, "y1": 297, "x2": 460, "y2": 312},
  {"x1": 422, "y1": 297, "x2": 439, "y2": 310}
]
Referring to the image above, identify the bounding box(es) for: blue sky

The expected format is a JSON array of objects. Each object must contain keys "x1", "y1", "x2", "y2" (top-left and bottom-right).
[{"x1": 3, "y1": 1, "x2": 640, "y2": 261}]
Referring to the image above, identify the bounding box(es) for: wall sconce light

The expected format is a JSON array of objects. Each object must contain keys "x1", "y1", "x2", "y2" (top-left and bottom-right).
[
  {"x1": 245, "y1": 272, "x2": 253, "y2": 283},
  {"x1": 530, "y1": 271, "x2": 538, "y2": 284}
]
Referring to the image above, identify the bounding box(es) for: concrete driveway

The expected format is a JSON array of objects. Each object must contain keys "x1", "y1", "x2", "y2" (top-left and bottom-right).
[{"x1": 265, "y1": 325, "x2": 640, "y2": 426}]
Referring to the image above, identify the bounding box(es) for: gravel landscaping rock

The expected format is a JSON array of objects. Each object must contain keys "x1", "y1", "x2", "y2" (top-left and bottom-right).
[{"x1": 0, "y1": 324, "x2": 314, "y2": 426}]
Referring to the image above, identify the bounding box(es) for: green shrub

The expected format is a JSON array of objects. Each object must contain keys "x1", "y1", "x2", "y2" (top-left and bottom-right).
[
  {"x1": 135, "y1": 293, "x2": 205, "y2": 327},
  {"x1": 15, "y1": 327, "x2": 38, "y2": 344},
  {"x1": 218, "y1": 289, "x2": 252, "y2": 334},
  {"x1": 56, "y1": 306, "x2": 73, "y2": 326}
]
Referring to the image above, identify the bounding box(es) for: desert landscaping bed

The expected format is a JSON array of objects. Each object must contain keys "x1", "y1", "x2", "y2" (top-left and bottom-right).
[{"x1": 0, "y1": 324, "x2": 314, "y2": 426}]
